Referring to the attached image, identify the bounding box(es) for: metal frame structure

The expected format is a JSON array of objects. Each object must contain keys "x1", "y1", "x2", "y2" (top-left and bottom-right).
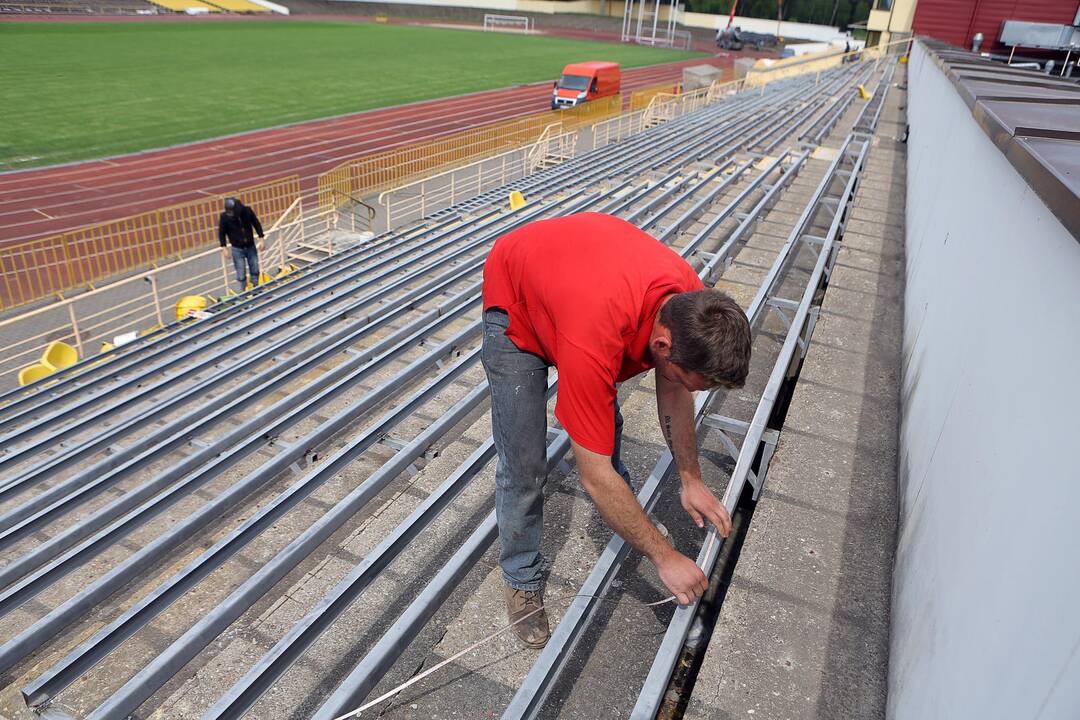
[{"x1": 0, "y1": 57, "x2": 893, "y2": 719}]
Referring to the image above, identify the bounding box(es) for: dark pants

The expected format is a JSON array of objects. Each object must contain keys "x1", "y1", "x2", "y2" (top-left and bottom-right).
[
  {"x1": 481, "y1": 308, "x2": 631, "y2": 591},
  {"x1": 230, "y1": 245, "x2": 260, "y2": 293}
]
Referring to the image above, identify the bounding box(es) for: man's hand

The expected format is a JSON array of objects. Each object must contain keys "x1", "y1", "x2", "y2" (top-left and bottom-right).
[
  {"x1": 655, "y1": 547, "x2": 708, "y2": 605},
  {"x1": 680, "y1": 478, "x2": 732, "y2": 536},
  {"x1": 258, "y1": 238, "x2": 266, "y2": 253}
]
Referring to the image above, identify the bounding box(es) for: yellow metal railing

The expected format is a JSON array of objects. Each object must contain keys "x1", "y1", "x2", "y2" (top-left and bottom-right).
[
  {"x1": 0, "y1": 175, "x2": 300, "y2": 310},
  {"x1": 629, "y1": 81, "x2": 681, "y2": 111},
  {"x1": 317, "y1": 94, "x2": 623, "y2": 212}
]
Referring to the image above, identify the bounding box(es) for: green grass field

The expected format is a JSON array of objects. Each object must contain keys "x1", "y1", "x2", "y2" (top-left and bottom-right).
[{"x1": 0, "y1": 20, "x2": 704, "y2": 170}]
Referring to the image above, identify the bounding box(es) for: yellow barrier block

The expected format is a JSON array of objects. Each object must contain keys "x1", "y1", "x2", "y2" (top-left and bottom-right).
[{"x1": 509, "y1": 191, "x2": 527, "y2": 211}]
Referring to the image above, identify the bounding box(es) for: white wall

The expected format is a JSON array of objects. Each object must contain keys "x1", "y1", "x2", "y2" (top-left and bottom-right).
[{"x1": 890, "y1": 40, "x2": 1080, "y2": 720}]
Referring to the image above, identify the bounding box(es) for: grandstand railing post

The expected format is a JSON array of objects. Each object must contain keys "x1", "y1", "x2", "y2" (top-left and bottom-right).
[
  {"x1": 220, "y1": 252, "x2": 230, "y2": 292},
  {"x1": 66, "y1": 303, "x2": 84, "y2": 359},
  {"x1": 148, "y1": 275, "x2": 164, "y2": 328}
]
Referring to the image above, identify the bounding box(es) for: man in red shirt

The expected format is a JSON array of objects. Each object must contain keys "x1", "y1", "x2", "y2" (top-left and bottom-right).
[{"x1": 482, "y1": 213, "x2": 752, "y2": 648}]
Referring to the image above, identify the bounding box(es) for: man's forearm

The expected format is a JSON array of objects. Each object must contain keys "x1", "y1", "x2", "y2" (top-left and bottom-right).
[
  {"x1": 657, "y1": 380, "x2": 703, "y2": 481},
  {"x1": 580, "y1": 464, "x2": 670, "y2": 563}
]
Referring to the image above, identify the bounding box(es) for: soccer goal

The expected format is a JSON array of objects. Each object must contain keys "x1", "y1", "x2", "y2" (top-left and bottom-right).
[{"x1": 483, "y1": 13, "x2": 532, "y2": 33}]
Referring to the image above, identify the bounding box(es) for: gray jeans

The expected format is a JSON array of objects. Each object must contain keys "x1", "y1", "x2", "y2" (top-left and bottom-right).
[
  {"x1": 231, "y1": 245, "x2": 260, "y2": 293},
  {"x1": 481, "y1": 308, "x2": 631, "y2": 591}
]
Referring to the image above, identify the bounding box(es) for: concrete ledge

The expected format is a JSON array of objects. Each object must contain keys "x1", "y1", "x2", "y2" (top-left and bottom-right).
[{"x1": 685, "y1": 74, "x2": 906, "y2": 720}]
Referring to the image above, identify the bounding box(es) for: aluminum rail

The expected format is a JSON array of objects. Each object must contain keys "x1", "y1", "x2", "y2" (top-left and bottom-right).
[
  {"x1": 804, "y1": 65, "x2": 877, "y2": 146},
  {"x1": 0, "y1": 259, "x2": 486, "y2": 536},
  {"x1": 81, "y1": 378, "x2": 495, "y2": 720},
  {"x1": 630, "y1": 136, "x2": 871, "y2": 718},
  {"x1": 22, "y1": 348, "x2": 496, "y2": 709},
  {"x1": 206, "y1": 369, "x2": 557, "y2": 720},
  {"x1": 0, "y1": 315, "x2": 484, "y2": 672},
  {"x1": 698, "y1": 150, "x2": 812, "y2": 282},
  {"x1": 311, "y1": 429, "x2": 572, "y2": 720},
  {"x1": 501, "y1": 137, "x2": 860, "y2": 720},
  {"x1": 0, "y1": 286, "x2": 482, "y2": 611}
]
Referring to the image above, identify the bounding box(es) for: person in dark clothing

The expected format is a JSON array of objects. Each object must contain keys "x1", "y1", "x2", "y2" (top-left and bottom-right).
[{"x1": 218, "y1": 197, "x2": 265, "y2": 294}]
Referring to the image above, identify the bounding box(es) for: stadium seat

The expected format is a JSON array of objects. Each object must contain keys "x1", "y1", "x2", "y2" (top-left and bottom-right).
[
  {"x1": 258, "y1": 272, "x2": 273, "y2": 285},
  {"x1": 275, "y1": 264, "x2": 297, "y2": 279},
  {"x1": 145, "y1": 0, "x2": 221, "y2": 11},
  {"x1": 509, "y1": 191, "x2": 528, "y2": 210},
  {"x1": 100, "y1": 342, "x2": 115, "y2": 353},
  {"x1": 176, "y1": 295, "x2": 209, "y2": 321},
  {"x1": 41, "y1": 340, "x2": 78, "y2": 371},
  {"x1": 141, "y1": 323, "x2": 164, "y2": 336},
  {"x1": 18, "y1": 363, "x2": 53, "y2": 387},
  {"x1": 207, "y1": 0, "x2": 269, "y2": 10}
]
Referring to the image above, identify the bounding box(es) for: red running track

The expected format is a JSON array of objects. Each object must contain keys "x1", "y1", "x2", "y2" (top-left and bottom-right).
[{"x1": 0, "y1": 56, "x2": 732, "y2": 246}]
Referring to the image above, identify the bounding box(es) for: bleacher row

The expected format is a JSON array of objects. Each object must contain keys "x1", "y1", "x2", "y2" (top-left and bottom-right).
[
  {"x1": 0, "y1": 56, "x2": 892, "y2": 719},
  {"x1": 0, "y1": 0, "x2": 269, "y2": 14}
]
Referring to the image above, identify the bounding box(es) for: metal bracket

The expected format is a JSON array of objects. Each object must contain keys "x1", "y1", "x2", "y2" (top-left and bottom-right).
[{"x1": 700, "y1": 413, "x2": 781, "y2": 499}]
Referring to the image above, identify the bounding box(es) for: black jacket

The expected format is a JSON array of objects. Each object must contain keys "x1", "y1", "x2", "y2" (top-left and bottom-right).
[{"x1": 218, "y1": 203, "x2": 264, "y2": 248}]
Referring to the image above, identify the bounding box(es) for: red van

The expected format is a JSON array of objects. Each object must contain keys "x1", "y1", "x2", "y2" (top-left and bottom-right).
[{"x1": 551, "y1": 61, "x2": 621, "y2": 110}]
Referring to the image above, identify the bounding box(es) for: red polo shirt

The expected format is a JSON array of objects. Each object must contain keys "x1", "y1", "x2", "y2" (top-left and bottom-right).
[{"x1": 482, "y1": 213, "x2": 703, "y2": 455}]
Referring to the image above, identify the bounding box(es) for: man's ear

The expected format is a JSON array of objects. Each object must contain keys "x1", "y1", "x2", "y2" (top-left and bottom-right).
[{"x1": 650, "y1": 325, "x2": 673, "y2": 360}]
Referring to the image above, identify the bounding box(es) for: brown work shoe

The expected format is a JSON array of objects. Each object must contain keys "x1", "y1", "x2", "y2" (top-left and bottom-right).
[{"x1": 504, "y1": 584, "x2": 550, "y2": 649}]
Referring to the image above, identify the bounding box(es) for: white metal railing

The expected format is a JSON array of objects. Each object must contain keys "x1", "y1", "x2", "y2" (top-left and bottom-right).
[{"x1": 378, "y1": 124, "x2": 577, "y2": 230}]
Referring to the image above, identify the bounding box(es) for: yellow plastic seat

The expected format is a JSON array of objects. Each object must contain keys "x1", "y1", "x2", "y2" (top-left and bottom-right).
[
  {"x1": 509, "y1": 191, "x2": 528, "y2": 211},
  {"x1": 258, "y1": 272, "x2": 273, "y2": 286},
  {"x1": 275, "y1": 264, "x2": 297, "y2": 279},
  {"x1": 857, "y1": 84, "x2": 873, "y2": 100},
  {"x1": 100, "y1": 341, "x2": 115, "y2": 353},
  {"x1": 140, "y1": 323, "x2": 164, "y2": 336},
  {"x1": 18, "y1": 363, "x2": 53, "y2": 387},
  {"x1": 41, "y1": 340, "x2": 78, "y2": 371},
  {"x1": 176, "y1": 295, "x2": 209, "y2": 321}
]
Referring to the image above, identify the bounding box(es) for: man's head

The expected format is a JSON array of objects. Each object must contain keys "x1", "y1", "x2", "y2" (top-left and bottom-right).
[
  {"x1": 650, "y1": 289, "x2": 752, "y2": 392},
  {"x1": 224, "y1": 197, "x2": 237, "y2": 215}
]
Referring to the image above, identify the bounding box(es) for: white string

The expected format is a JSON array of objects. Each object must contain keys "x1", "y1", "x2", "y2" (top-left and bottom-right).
[{"x1": 332, "y1": 528, "x2": 721, "y2": 719}]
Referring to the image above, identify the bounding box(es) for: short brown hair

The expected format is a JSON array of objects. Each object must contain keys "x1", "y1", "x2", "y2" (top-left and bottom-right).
[{"x1": 658, "y1": 289, "x2": 751, "y2": 388}]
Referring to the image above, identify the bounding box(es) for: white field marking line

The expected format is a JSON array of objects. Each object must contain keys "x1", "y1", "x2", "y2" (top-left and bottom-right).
[{"x1": 333, "y1": 527, "x2": 722, "y2": 719}]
